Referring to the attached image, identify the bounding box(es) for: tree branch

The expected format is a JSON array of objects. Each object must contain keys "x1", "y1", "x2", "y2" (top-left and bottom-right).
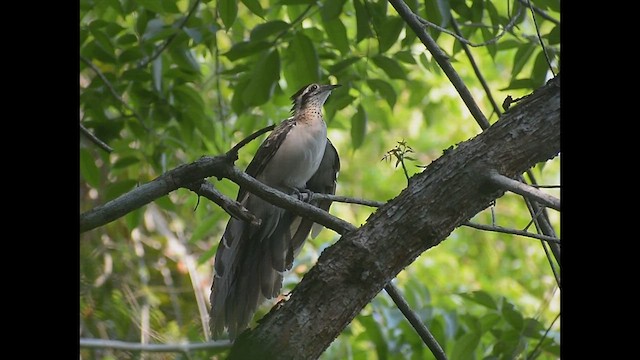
[
  {"x1": 183, "y1": 180, "x2": 260, "y2": 226},
  {"x1": 486, "y1": 171, "x2": 560, "y2": 211},
  {"x1": 80, "y1": 55, "x2": 147, "y2": 130},
  {"x1": 384, "y1": 284, "x2": 447, "y2": 360},
  {"x1": 388, "y1": 0, "x2": 490, "y2": 130},
  {"x1": 462, "y1": 222, "x2": 560, "y2": 244},
  {"x1": 138, "y1": 0, "x2": 202, "y2": 68},
  {"x1": 79, "y1": 338, "x2": 231, "y2": 353},
  {"x1": 80, "y1": 122, "x2": 113, "y2": 153},
  {"x1": 227, "y1": 76, "x2": 560, "y2": 359}
]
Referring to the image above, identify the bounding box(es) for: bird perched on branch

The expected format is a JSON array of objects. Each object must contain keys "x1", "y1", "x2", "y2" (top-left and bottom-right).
[{"x1": 210, "y1": 83, "x2": 341, "y2": 339}]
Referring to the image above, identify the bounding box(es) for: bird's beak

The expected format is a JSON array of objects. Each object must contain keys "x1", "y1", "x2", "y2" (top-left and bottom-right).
[{"x1": 321, "y1": 84, "x2": 341, "y2": 92}]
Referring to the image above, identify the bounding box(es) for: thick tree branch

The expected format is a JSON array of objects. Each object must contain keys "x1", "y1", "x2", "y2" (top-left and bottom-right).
[
  {"x1": 388, "y1": 0, "x2": 490, "y2": 130},
  {"x1": 227, "y1": 75, "x2": 560, "y2": 359},
  {"x1": 183, "y1": 180, "x2": 260, "y2": 226}
]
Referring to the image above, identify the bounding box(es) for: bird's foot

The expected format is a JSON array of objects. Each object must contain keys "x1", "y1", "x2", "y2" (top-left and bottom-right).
[{"x1": 291, "y1": 187, "x2": 314, "y2": 203}]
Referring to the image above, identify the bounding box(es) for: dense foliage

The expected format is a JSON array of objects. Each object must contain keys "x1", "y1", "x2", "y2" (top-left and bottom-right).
[{"x1": 80, "y1": 0, "x2": 560, "y2": 359}]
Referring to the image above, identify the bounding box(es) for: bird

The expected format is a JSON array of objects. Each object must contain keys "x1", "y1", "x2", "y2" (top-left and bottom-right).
[{"x1": 209, "y1": 83, "x2": 341, "y2": 340}]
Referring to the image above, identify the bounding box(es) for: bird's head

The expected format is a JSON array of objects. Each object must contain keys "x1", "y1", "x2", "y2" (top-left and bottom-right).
[{"x1": 290, "y1": 83, "x2": 341, "y2": 114}]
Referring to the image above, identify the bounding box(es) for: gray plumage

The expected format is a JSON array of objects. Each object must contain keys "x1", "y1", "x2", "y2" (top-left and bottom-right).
[{"x1": 209, "y1": 83, "x2": 341, "y2": 339}]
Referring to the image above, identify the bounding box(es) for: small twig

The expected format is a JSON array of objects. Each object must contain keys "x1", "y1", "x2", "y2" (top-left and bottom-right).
[
  {"x1": 80, "y1": 55, "x2": 148, "y2": 130},
  {"x1": 528, "y1": 312, "x2": 560, "y2": 358},
  {"x1": 79, "y1": 338, "x2": 231, "y2": 353},
  {"x1": 486, "y1": 171, "x2": 560, "y2": 211},
  {"x1": 462, "y1": 222, "x2": 560, "y2": 244},
  {"x1": 138, "y1": 0, "x2": 202, "y2": 68},
  {"x1": 450, "y1": 18, "x2": 503, "y2": 119},
  {"x1": 525, "y1": 0, "x2": 556, "y2": 77},
  {"x1": 226, "y1": 124, "x2": 276, "y2": 160},
  {"x1": 416, "y1": 5, "x2": 523, "y2": 48},
  {"x1": 388, "y1": 0, "x2": 490, "y2": 130},
  {"x1": 80, "y1": 122, "x2": 113, "y2": 153},
  {"x1": 516, "y1": 0, "x2": 559, "y2": 25},
  {"x1": 183, "y1": 180, "x2": 261, "y2": 226},
  {"x1": 384, "y1": 284, "x2": 447, "y2": 360}
]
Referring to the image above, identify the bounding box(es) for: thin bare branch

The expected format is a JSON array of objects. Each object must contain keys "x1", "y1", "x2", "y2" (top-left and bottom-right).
[
  {"x1": 80, "y1": 122, "x2": 113, "y2": 153},
  {"x1": 183, "y1": 180, "x2": 260, "y2": 226},
  {"x1": 388, "y1": 0, "x2": 490, "y2": 130},
  {"x1": 486, "y1": 171, "x2": 560, "y2": 211},
  {"x1": 415, "y1": 5, "x2": 524, "y2": 48},
  {"x1": 450, "y1": 19, "x2": 502, "y2": 117},
  {"x1": 517, "y1": 0, "x2": 559, "y2": 25},
  {"x1": 385, "y1": 284, "x2": 447, "y2": 360},
  {"x1": 80, "y1": 55, "x2": 148, "y2": 130},
  {"x1": 525, "y1": 0, "x2": 556, "y2": 76},
  {"x1": 79, "y1": 338, "x2": 231, "y2": 353},
  {"x1": 462, "y1": 221, "x2": 560, "y2": 244},
  {"x1": 138, "y1": 0, "x2": 202, "y2": 68},
  {"x1": 227, "y1": 124, "x2": 276, "y2": 160},
  {"x1": 302, "y1": 193, "x2": 385, "y2": 208}
]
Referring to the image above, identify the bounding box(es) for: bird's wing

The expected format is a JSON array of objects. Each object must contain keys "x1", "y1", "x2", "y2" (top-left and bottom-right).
[
  {"x1": 237, "y1": 118, "x2": 296, "y2": 201},
  {"x1": 289, "y1": 139, "x2": 341, "y2": 254}
]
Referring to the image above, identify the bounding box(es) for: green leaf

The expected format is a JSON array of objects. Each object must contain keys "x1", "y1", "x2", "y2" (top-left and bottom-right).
[
  {"x1": 112, "y1": 156, "x2": 140, "y2": 169},
  {"x1": 394, "y1": 50, "x2": 416, "y2": 64},
  {"x1": 329, "y1": 57, "x2": 361, "y2": 75},
  {"x1": 219, "y1": 0, "x2": 237, "y2": 29},
  {"x1": 501, "y1": 300, "x2": 524, "y2": 330},
  {"x1": 173, "y1": 84, "x2": 206, "y2": 112},
  {"x1": 231, "y1": 77, "x2": 250, "y2": 114},
  {"x1": 372, "y1": 55, "x2": 407, "y2": 79},
  {"x1": 80, "y1": 148, "x2": 101, "y2": 188},
  {"x1": 531, "y1": 50, "x2": 550, "y2": 88},
  {"x1": 357, "y1": 315, "x2": 388, "y2": 359},
  {"x1": 321, "y1": 0, "x2": 346, "y2": 21},
  {"x1": 242, "y1": 49, "x2": 280, "y2": 107},
  {"x1": 377, "y1": 16, "x2": 404, "y2": 53},
  {"x1": 241, "y1": 0, "x2": 265, "y2": 17},
  {"x1": 169, "y1": 46, "x2": 201, "y2": 73},
  {"x1": 88, "y1": 25, "x2": 115, "y2": 55},
  {"x1": 367, "y1": 79, "x2": 396, "y2": 109},
  {"x1": 548, "y1": 25, "x2": 560, "y2": 45},
  {"x1": 479, "y1": 313, "x2": 501, "y2": 333},
  {"x1": 511, "y1": 43, "x2": 536, "y2": 78},
  {"x1": 351, "y1": 104, "x2": 367, "y2": 150},
  {"x1": 501, "y1": 78, "x2": 534, "y2": 91},
  {"x1": 354, "y1": 0, "x2": 372, "y2": 43},
  {"x1": 323, "y1": 18, "x2": 349, "y2": 55},
  {"x1": 279, "y1": 0, "x2": 314, "y2": 4},
  {"x1": 190, "y1": 215, "x2": 219, "y2": 243},
  {"x1": 198, "y1": 245, "x2": 218, "y2": 265},
  {"x1": 458, "y1": 290, "x2": 498, "y2": 309},
  {"x1": 451, "y1": 332, "x2": 481, "y2": 360},
  {"x1": 285, "y1": 33, "x2": 319, "y2": 91},
  {"x1": 136, "y1": 0, "x2": 165, "y2": 13},
  {"x1": 183, "y1": 27, "x2": 203, "y2": 44},
  {"x1": 122, "y1": 69, "x2": 150, "y2": 82},
  {"x1": 224, "y1": 40, "x2": 272, "y2": 61},
  {"x1": 118, "y1": 47, "x2": 144, "y2": 63},
  {"x1": 152, "y1": 56, "x2": 163, "y2": 92},
  {"x1": 250, "y1": 21, "x2": 289, "y2": 42},
  {"x1": 105, "y1": 180, "x2": 138, "y2": 201},
  {"x1": 522, "y1": 318, "x2": 545, "y2": 339}
]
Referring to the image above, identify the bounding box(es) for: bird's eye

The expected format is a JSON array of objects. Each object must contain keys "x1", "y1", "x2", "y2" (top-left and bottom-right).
[{"x1": 309, "y1": 84, "x2": 319, "y2": 92}]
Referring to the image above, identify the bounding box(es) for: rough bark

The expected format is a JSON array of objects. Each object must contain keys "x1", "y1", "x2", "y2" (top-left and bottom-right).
[{"x1": 227, "y1": 75, "x2": 560, "y2": 360}]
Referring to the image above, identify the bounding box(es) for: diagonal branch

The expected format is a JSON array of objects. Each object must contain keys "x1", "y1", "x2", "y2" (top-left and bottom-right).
[
  {"x1": 80, "y1": 122, "x2": 113, "y2": 153},
  {"x1": 388, "y1": 0, "x2": 490, "y2": 130},
  {"x1": 80, "y1": 338, "x2": 230, "y2": 353},
  {"x1": 138, "y1": 0, "x2": 203, "y2": 68}
]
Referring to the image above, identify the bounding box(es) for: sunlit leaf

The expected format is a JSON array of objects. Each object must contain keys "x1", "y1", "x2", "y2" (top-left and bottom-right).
[
  {"x1": 224, "y1": 40, "x2": 272, "y2": 61},
  {"x1": 458, "y1": 290, "x2": 498, "y2": 309},
  {"x1": 320, "y1": 0, "x2": 346, "y2": 21},
  {"x1": 284, "y1": 33, "x2": 319, "y2": 91}
]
